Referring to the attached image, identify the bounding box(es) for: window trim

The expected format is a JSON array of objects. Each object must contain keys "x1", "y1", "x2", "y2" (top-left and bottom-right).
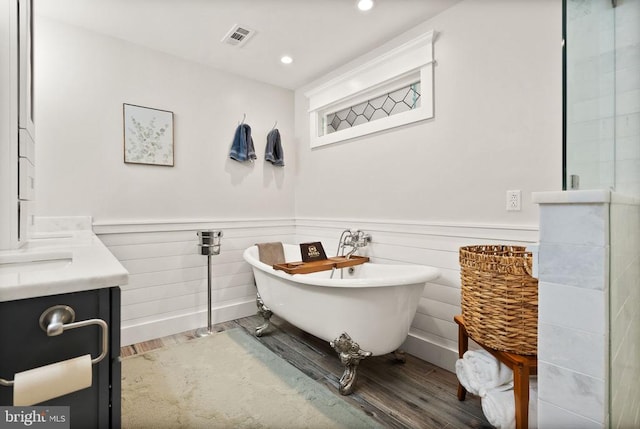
[{"x1": 305, "y1": 30, "x2": 435, "y2": 148}]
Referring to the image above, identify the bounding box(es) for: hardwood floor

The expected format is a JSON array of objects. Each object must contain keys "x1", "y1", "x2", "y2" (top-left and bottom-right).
[{"x1": 121, "y1": 315, "x2": 491, "y2": 429}]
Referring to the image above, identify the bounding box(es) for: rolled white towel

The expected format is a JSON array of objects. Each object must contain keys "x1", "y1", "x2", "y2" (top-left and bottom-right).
[
  {"x1": 481, "y1": 378, "x2": 538, "y2": 429},
  {"x1": 461, "y1": 350, "x2": 513, "y2": 394},
  {"x1": 455, "y1": 358, "x2": 479, "y2": 395},
  {"x1": 529, "y1": 378, "x2": 538, "y2": 429},
  {"x1": 481, "y1": 384, "x2": 516, "y2": 429}
]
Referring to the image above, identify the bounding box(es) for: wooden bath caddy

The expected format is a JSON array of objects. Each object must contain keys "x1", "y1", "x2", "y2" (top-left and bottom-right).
[{"x1": 273, "y1": 256, "x2": 369, "y2": 275}]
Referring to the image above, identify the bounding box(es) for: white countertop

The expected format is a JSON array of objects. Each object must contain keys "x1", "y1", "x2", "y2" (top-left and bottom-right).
[
  {"x1": 532, "y1": 189, "x2": 611, "y2": 204},
  {"x1": 0, "y1": 231, "x2": 128, "y2": 302}
]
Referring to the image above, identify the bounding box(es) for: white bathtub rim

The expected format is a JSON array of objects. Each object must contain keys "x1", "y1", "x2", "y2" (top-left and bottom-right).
[{"x1": 243, "y1": 245, "x2": 440, "y2": 288}]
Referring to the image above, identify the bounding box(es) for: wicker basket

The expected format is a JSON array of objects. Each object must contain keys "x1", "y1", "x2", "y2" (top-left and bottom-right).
[{"x1": 459, "y1": 245, "x2": 538, "y2": 355}]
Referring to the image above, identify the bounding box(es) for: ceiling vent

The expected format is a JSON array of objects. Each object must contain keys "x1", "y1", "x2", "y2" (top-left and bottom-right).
[{"x1": 221, "y1": 24, "x2": 256, "y2": 47}]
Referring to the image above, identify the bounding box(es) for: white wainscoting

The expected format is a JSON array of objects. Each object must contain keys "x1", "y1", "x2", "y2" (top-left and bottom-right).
[
  {"x1": 294, "y1": 217, "x2": 539, "y2": 372},
  {"x1": 95, "y1": 216, "x2": 538, "y2": 371},
  {"x1": 94, "y1": 218, "x2": 296, "y2": 346}
]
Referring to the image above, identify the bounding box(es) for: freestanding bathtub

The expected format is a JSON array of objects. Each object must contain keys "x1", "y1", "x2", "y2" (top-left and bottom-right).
[{"x1": 243, "y1": 244, "x2": 441, "y2": 394}]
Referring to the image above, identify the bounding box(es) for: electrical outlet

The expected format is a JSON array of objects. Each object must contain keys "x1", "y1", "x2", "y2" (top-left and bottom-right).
[{"x1": 506, "y1": 190, "x2": 521, "y2": 211}]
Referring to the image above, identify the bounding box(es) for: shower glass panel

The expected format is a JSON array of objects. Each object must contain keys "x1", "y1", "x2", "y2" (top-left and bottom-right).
[
  {"x1": 564, "y1": 0, "x2": 616, "y2": 190},
  {"x1": 566, "y1": 1, "x2": 640, "y2": 428}
]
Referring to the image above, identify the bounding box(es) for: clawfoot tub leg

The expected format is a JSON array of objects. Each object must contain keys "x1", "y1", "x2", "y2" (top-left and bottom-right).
[
  {"x1": 255, "y1": 293, "x2": 272, "y2": 337},
  {"x1": 330, "y1": 332, "x2": 372, "y2": 395},
  {"x1": 393, "y1": 349, "x2": 406, "y2": 363}
]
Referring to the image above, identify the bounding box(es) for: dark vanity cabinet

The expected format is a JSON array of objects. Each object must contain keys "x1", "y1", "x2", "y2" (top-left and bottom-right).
[{"x1": 0, "y1": 287, "x2": 121, "y2": 428}]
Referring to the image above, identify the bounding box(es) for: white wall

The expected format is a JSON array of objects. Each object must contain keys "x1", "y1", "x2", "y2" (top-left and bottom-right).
[
  {"x1": 295, "y1": 0, "x2": 562, "y2": 225},
  {"x1": 0, "y1": 0, "x2": 20, "y2": 249},
  {"x1": 34, "y1": 1, "x2": 563, "y2": 360},
  {"x1": 0, "y1": 0, "x2": 17, "y2": 249},
  {"x1": 34, "y1": 17, "x2": 295, "y2": 222},
  {"x1": 33, "y1": 17, "x2": 297, "y2": 343},
  {"x1": 294, "y1": 0, "x2": 561, "y2": 369}
]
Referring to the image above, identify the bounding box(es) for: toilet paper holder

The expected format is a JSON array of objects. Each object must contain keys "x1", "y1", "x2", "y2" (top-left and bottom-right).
[{"x1": 0, "y1": 305, "x2": 108, "y2": 387}]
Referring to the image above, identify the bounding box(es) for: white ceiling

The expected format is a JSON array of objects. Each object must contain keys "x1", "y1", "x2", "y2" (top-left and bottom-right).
[{"x1": 34, "y1": 0, "x2": 461, "y2": 90}]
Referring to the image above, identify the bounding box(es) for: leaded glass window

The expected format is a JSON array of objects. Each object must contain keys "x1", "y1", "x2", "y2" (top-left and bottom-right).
[{"x1": 325, "y1": 82, "x2": 421, "y2": 134}]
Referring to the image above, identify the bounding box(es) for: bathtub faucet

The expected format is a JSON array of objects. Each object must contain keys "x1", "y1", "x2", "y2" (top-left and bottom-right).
[{"x1": 337, "y1": 229, "x2": 372, "y2": 258}]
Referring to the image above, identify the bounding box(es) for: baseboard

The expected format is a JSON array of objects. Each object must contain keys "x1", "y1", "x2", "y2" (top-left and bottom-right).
[
  {"x1": 402, "y1": 331, "x2": 458, "y2": 373},
  {"x1": 121, "y1": 299, "x2": 256, "y2": 346}
]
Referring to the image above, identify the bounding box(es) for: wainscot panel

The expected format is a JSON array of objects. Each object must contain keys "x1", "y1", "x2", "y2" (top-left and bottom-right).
[
  {"x1": 97, "y1": 216, "x2": 537, "y2": 365},
  {"x1": 295, "y1": 218, "x2": 538, "y2": 372},
  {"x1": 95, "y1": 218, "x2": 296, "y2": 345}
]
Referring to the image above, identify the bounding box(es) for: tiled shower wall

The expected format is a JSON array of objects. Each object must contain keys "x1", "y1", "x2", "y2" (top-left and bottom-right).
[
  {"x1": 565, "y1": 0, "x2": 616, "y2": 190},
  {"x1": 535, "y1": 190, "x2": 640, "y2": 428},
  {"x1": 535, "y1": 192, "x2": 609, "y2": 428},
  {"x1": 565, "y1": 0, "x2": 640, "y2": 195},
  {"x1": 609, "y1": 195, "x2": 640, "y2": 429},
  {"x1": 614, "y1": 0, "x2": 640, "y2": 197}
]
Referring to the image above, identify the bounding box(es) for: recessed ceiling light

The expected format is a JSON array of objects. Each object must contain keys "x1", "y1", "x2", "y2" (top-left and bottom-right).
[
  {"x1": 280, "y1": 56, "x2": 293, "y2": 64},
  {"x1": 357, "y1": 0, "x2": 374, "y2": 11}
]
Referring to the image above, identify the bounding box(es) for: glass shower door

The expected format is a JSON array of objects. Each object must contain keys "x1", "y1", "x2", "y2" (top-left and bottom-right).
[{"x1": 564, "y1": 0, "x2": 616, "y2": 190}]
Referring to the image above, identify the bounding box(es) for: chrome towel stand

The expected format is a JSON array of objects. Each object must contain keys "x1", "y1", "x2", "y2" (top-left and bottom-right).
[
  {"x1": 0, "y1": 305, "x2": 108, "y2": 387},
  {"x1": 196, "y1": 230, "x2": 223, "y2": 337}
]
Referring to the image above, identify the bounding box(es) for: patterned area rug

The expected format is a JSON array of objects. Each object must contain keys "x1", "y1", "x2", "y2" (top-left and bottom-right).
[{"x1": 121, "y1": 328, "x2": 381, "y2": 428}]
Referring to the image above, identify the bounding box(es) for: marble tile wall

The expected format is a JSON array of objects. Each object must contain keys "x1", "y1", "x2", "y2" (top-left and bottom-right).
[
  {"x1": 609, "y1": 194, "x2": 640, "y2": 429},
  {"x1": 535, "y1": 191, "x2": 610, "y2": 428},
  {"x1": 614, "y1": 0, "x2": 640, "y2": 198}
]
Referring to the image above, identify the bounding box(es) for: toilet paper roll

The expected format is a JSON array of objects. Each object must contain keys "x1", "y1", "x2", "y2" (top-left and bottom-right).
[{"x1": 13, "y1": 354, "x2": 92, "y2": 406}]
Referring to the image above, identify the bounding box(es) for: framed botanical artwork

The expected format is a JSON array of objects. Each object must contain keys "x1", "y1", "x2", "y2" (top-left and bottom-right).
[{"x1": 123, "y1": 103, "x2": 174, "y2": 166}]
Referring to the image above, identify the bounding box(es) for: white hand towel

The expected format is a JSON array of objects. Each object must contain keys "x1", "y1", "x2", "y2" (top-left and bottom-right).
[{"x1": 461, "y1": 349, "x2": 513, "y2": 394}]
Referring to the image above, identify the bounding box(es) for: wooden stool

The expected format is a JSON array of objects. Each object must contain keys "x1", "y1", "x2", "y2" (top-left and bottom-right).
[{"x1": 454, "y1": 315, "x2": 537, "y2": 429}]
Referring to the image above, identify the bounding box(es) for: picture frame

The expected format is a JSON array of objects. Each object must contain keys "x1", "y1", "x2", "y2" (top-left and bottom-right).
[{"x1": 123, "y1": 103, "x2": 174, "y2": 166}]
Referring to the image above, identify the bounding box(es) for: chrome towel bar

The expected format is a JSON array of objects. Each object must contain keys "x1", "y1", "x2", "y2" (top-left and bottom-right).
[{"x1": 0, "y1": 305, "x2": 109, "y2": 387}]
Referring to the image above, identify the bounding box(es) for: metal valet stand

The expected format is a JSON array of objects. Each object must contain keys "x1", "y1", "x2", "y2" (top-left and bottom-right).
[{"x1": 195, "y1": 230, "x2": 223, "y2": 337}]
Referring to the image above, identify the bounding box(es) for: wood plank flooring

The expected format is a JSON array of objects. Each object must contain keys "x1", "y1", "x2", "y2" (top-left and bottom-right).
[{"x1": 121, "y1": 315, "x2": 491, "y2": 429}]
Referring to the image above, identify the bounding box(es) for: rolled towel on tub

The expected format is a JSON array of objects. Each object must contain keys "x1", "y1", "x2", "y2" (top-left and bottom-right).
[
  {"x1": 256, "y1": 242, "x2": 285, "y2": 266},
  {"x1": 456, "y1": 349, "x2": 513, "y2": 395}
]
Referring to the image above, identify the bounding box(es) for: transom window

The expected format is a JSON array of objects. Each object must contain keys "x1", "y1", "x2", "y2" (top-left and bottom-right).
[
  {"x1": 305, "y1": 31, "x2": 435, "y2": 148},
  {"x1": 326, "y1": 82, "x2": 421, "y2": 134}
]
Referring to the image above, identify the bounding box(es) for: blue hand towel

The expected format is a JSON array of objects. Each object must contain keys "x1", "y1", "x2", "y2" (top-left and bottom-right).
[
  {"x1": 229, "y1": 123, "x2": 257, "y2": 162},
  {"x1": 265, "y1": 129, "x2": 284, "y2": 167}
]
